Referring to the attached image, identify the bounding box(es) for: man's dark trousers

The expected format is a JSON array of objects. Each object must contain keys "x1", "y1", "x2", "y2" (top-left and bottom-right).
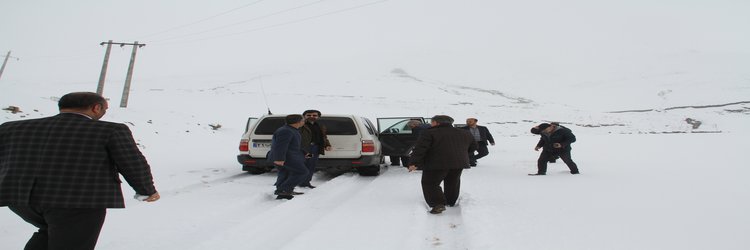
[
  {"x1": 9, "y1": 206, "x2": 106, "y2": 250},
  {"x1": 276, "y1": 162, "x2": 309, "y2": 192},
  {"x1": 469, "y1": 141, "x2": 489, "y2": 165},
  {"x1": 421, "y1": 169, "x2": 463, "y2": 207},
  {"x1": 536, "y1": 150, "x2": 579, "y2": 174},
  {"x1": 301, "y1": 144, "x2": 320, "y2": 186}
]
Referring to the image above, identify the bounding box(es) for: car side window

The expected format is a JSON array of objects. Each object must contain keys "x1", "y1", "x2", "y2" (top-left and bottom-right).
[
  {"x1": 378, "y1": 118, "x2": 421, "y2": 134},
  {"x1": 362, "y1": 118, "x2": 376, "y2": 135}
]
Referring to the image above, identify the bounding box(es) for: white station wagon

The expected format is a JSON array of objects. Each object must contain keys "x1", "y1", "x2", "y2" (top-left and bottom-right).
[{"x1": 237, "y1": 114, "x2": 384, "y2": 176}]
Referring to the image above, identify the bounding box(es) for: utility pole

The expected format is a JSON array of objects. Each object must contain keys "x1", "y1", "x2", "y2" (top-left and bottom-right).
[
  {"x1": 120, "y1": 41, "x2": 145, "y2": 108},
  {"x1": 96, "y1": 40, "x2": 113, "y2": 95},
  {"x1": 96, "y1": 41, "x2": 146, "y2": 107},
  {"x1": 0, "y1": 51, "x2": 20, "y2": 81}
]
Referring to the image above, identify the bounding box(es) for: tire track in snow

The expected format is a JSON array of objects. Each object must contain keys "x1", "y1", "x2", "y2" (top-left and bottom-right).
[{"x1": 190, "y1": 171, "x2": 380, "y2": 250}]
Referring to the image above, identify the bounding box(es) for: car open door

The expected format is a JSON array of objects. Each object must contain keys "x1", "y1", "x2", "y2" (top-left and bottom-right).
[{"x1": 377, "y1": 117, "x2": 426, "y2": 156}]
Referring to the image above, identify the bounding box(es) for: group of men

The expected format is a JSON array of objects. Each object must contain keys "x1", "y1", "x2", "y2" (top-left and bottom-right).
[
  {"x1": 0, "y1": 91, "x2": 582, "y2": 249},
  {"x1": 390, "y1": 117, "x2": 495, "y2": 168},
  {"x1": 268, "y1": 110, "x2": 330, "y2": 200},
  {"x1": 404, "y1": 117, "x2": 581, "y2": 214}
]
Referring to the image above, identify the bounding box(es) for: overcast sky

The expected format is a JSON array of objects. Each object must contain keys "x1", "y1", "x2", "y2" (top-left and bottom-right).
[{"x1": 2, "y1": 0, "x2": 749, "y2": 93}]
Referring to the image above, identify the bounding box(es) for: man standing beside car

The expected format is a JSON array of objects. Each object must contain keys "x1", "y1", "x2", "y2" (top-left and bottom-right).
[
  {"x1": 0, "y1": 92, "x2": 159, "y2": 250},
  {"x1": 408, "y1": 115, "x2": 477, "y2": 214},
  {"x1": 299, "y1": 109, "x2": 331, "y2": 189},
  {"x1": 461, "y1": 118, "x2": 495, "y2": 167},
  {"x1": 270, "y1": 114, "x2": 309, "y2": 199}
]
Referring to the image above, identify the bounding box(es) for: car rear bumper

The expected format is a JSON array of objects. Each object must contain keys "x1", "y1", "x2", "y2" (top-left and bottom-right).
[{"x1": 238, "y1": 154, "x2": 381, "y2": 171}]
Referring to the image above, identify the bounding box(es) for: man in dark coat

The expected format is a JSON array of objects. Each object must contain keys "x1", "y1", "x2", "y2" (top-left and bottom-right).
[
  {"x1": 270, "y1": 114, "x2": 309, "y2": 199},
  {"x1": 408, "y1": 115, "x2": 477, "y2": 214},
  {"x1": 0, "y1": 92, "x2": 159, "y2": 250},
  {"x1": 529, "y1": 123, "x2": 580, "y2": 175},
  {"x1": 299, "y1": 110, "x2": 331, "y2": 189},
  {"x1": 461, "y1": 118, "x2": 495, "y2": 166}
]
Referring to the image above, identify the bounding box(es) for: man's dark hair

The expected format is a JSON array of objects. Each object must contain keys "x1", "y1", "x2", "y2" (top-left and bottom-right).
[
  {"x1": 286, "y1": 114, "x2": 304, "y2": 124},
  {"x1": 302, "y1": 110, "x2": 321, "y2": 116},
  {"x1": 58, "y1": 92, "x2": 107, "y2": 110},
  {"x1": 431, "y1": 115, "x2": 454, "y2": 125}
]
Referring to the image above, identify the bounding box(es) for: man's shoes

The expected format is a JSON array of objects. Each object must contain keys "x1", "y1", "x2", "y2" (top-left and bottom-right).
[
  {"x1": 571, "y1": 171, "x2": 580, "y2": 175},
  {"x1": 274, "y1": 190, "x2": 301, "y2": 195},
  {"x1": 276, "y1": 194, "x2": 294, "y2": 200},
  {"x1": 274, "y1": 190, "x2": 294, "y2": 200},
  {"x1": 528, "y1": 173, "x2": 546, "y2": 176},
  {"x1": 299, "y1": 184, "x2": 316, "y2": 189},
  {"x1": 429, "y1": 206, "x2": 446, "y2": 214}
]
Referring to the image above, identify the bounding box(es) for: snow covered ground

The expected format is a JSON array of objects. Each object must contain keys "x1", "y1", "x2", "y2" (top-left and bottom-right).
[
  {"x1": 2, "y1": 69, "x2": 749, "y2": 249},
  {"x1": 2, "y1": 0, "x2": 750, "y2": 249}
]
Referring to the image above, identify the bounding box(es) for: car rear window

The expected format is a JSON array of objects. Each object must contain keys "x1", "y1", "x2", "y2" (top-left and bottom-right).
[
  {"x1": 253, "y1": 117, "x2": 286, "y2": 135},
  {"x1": 253, "y1": 117, "x2": 357, "y2": 135},
  {"x1": 318, "y1": 117, "x2": 357, "y2": 135}
]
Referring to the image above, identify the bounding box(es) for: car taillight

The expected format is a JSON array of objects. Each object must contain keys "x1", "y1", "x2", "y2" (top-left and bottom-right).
[
  {"x1": 239, "y1": 139, "x2": 249, "y2": 152},
  {"x1": 361, "y1": 140, "x2": 375, "y2": 153}
]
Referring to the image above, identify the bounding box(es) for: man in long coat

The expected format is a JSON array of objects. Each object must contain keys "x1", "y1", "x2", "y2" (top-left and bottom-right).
[
  {"x1": 270, "y1": 114, "x2": 309, "y2": 199},
  {"x1": 408, "y1": 115, "x2": 477, "y2": 214}
]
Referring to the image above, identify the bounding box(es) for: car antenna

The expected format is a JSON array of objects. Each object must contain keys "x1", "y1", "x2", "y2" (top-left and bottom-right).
[{"x1": 260, "y1": 75, "x2": 272, "y2": 115}]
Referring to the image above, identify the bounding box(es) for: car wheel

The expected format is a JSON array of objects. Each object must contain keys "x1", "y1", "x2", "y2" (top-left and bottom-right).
[
  {"x1": 247, "y1": 167, "x2": 267, "y2": 175},
  {"x1": 358, "y1": 166, "x2": 380, "y2": 176}
]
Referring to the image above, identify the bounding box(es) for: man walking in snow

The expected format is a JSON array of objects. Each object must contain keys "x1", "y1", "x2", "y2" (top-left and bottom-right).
[
  {"x1": 270, "y1": 114, "x2": 309, "y2": 199},
  {"x1": 408, "y1": 115, "x2": 477, "y2": 214},
  {"x1": 529, "y1": 122, "x2": 580, "y2": 175},
  {"x1": 0, "y1": 92, "x2": 159, "y2": 250},
  {"x1": 461, "y1": 118, "x2": 495, "y2": 166}
]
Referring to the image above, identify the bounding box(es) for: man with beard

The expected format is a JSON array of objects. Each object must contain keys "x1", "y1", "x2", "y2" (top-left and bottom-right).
[{"x1": 299, "y1": 110, "x2": 331, "y2": 189}]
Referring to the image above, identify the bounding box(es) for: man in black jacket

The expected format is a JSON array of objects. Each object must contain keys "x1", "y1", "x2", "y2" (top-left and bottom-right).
[
  {"x1": 529, "y1": 123, "x2": 580, "y2": 175},
  {"x1": 408, "y1": 115, "x2": 477, "y2": 214},
  {"x1": 0, "y1": 92, "x2": 159, "y2": 250},
  {"x1": 461, "y1": 118, "x2": 495, "y2": 166},
  {"x1": 299, "y1": 110, "x2": 331, "y2": 189}
]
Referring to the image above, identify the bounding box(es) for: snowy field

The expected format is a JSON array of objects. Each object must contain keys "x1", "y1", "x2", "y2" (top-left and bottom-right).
[
  {"x1": 2, "y1": 0, "x2": 750, "y2": 249},
  {"x1": 1, "y1": 71, "x2": 749, "y2": 249}
]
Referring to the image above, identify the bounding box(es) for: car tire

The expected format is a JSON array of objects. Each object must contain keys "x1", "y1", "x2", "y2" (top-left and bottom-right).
[
  {"x1": 247, "y1": 167, "x2": 267, "y2": 175},
  {"x1": 358, "y1": 166, "x2": 380, "y2": 176}
]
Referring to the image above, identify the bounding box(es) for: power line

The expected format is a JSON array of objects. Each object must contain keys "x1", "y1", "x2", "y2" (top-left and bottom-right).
[
  {"x1": 137, "y1": 0, "x2": 267, "y2": 40},
  {"x1": 152, "y1": 0, "x2": 327, "y2": 43},
  {"x1": 154, "y1": 0, "x2": 389, "y2": 45}
]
